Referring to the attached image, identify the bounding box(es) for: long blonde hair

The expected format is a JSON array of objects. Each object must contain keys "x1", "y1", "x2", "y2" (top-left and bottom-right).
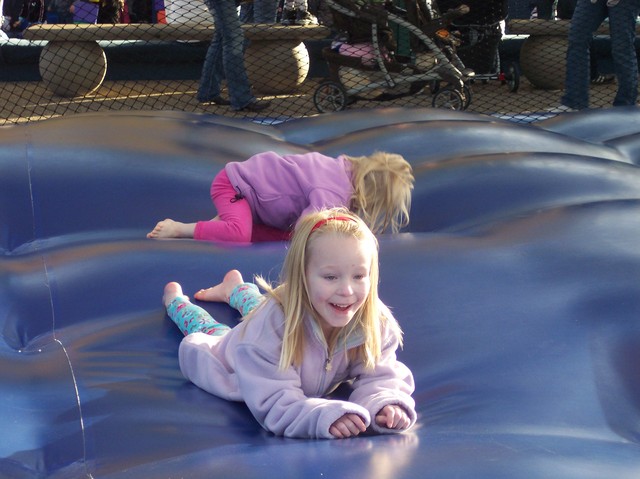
[
  {"x1": 346, "y1": 151, "x2": 414, "y2": 234},
  {"x1": 257, "y1": 208, "x2": 401, "y2": 370}
]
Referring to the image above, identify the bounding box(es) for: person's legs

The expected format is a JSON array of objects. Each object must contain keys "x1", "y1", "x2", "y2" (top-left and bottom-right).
[
  {"x1": 251, "y1": 223, "x2": 292, "y2": 242},
  {"x1": 197, "y1": 0, "x2": 225, "y2": 103},
  {"x1": 193, "y1": 170, "x2": 254, "y2": 242},
  {"x1": 164, "y1": 282, "x2": 232, "y2": 336},
  {"x1": 536, "y1": 0, "x2": 555, "y2": 19},
  {"x1": 194, "y1": 270, "x2": 264, "y2": 317},
  {"x1": 562, "y1": 0, "x2": 607, "y2": 109},
  {"x1": 608, "y1": 0, "x2": 640, "y2": 106},
  {"x1": 239, "y1": 2, "x2": 253, "y2": 22},
  {"x1": 210, "y1": 0, "x2": 256, "y2": 110},
  {"x1": 146, "y1": 170, "x2": 254, "y2": 241},
  {"x1": 557, "y1": 0, "x2": 577, "y2": 18},
  {"x1": 228, "y1": 282, "x2": 264, "y2": 316},
  {"x1": 252, "y1": 0, "x2": 277, "y2": 22}
]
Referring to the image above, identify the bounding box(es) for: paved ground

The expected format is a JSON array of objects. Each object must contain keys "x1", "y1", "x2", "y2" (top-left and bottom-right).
[{"x1": 1, "y1": 74, "x2": 618, "y2": 126}]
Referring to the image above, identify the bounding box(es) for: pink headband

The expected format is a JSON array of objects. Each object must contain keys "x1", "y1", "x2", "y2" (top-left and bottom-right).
[{"x1": 310, "y1": 216, "x2": 355, "y2": 233}]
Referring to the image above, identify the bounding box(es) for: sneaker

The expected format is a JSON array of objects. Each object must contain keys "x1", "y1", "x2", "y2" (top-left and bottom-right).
[
  {"x1": 211, "y1": 96, "x2": 231, "y2": 106},
  {"x1": 238, "y1": 100, "x2": 271, "y2": 112},
  {"x1": 295, "y1": 9, "x2": 318, "y2": 25},
  {"x1": 546, "y1": 104, "x2": 577, "y2": 113},
  {"x1": 281, "y1": 8, "x2": 296, "y2": 25},
  {"x1": 198, "y1": 95, "x2": 231, "y2": 105},
  {"x1": 591, "y1": 73, "x2": 615, "y2": 85}
]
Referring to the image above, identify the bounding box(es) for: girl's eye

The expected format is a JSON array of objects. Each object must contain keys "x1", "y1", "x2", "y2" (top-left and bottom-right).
[{"x1": 324, "y1": 275, "x2": 337, "y2": 281}]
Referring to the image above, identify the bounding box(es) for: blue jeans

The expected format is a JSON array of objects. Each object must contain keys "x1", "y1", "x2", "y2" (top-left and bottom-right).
[
  {"x1": 197, "y1": 0, "x2": 256, "y2": 110},
  {"x1": 239, "y1": 0, "x2": 278, "y2": 23},
  {"x1": 562, "y1": 0, "x2": 640, "y2": 109},
  {"x1": 254, "y1": 0, "x2": 278, "y2": 22},
  {"x1": 536, "y1": 0, "x2": 555, "y2": 19}
]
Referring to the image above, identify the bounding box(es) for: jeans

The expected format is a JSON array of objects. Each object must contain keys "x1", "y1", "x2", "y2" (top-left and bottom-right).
[
  {"x1": 507, "y1": 0, "x2": 535, "y2": 19},
  {"x1": 197, "y1": 0, "x2": 256, "y2": 110},
  {"x1": 536, "y1": 0, "x2": 555, "y2": 19},
  {"x1": 239, "y1": 0, "x2": 278, "y2": 23},
  {"x1": 253, "y1": 0, "x2": 278, "y2": 22},
  {"x1": 562, "y1": 0, "x2": 640, "y2": 109}
]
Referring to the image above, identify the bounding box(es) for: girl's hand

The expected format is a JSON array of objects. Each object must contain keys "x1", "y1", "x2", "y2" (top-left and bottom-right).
[
  {"x1": 375, "y1": 405, "x2": 411, "y2": 430},
  {"x1": 329, "y1": 413, "x2": 367, "y2": 439}
]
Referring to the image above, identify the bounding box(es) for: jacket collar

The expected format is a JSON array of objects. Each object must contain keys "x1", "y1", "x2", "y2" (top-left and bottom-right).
[{"x1": 305, "y1": 312, "x2": 365, "y2": 351}]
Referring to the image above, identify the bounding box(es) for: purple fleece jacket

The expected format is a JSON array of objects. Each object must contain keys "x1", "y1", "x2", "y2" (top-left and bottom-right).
[
  {"x1": 178, "y1": 298, "x2": 417, "y2": 439},
  {"x1": 224, "y1": 151, "x2": 354, "y2": 230}
]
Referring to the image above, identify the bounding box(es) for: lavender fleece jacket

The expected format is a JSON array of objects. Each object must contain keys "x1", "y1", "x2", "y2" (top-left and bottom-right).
[
  {"x1": 178, "y1": 298, "x2": 417, "y2": 439},
  {"x1": 224, "y1": 151, "x2": 354, "y2": 230}
]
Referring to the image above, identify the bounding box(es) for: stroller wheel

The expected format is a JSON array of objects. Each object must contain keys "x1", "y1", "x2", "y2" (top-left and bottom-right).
[
  {"x1": 503, "y1": 62, "x2": 521, "y2": 93},
  {"x1": 463, "y1": 84, "x2": 472, "y2": 110},
  {"x1": 314, "y1": 81, "x2": 349, "y2": 113},
  {"x1": 432, "y1": 86, "x2": 465, "y2": 111}
]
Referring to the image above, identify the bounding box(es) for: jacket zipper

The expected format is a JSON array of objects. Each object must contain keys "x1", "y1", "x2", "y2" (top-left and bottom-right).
[
  {"x1": 324, "y1": 357, "x2": 332, "y2": 372},
  {"x1": 317, "y1": 346, "x2": 333, "y2": 394}
]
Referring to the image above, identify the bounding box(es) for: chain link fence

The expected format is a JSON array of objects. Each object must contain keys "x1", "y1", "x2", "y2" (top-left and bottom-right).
[{"x1": 0, "y1": 0, "x2": 633, "y2": 125}]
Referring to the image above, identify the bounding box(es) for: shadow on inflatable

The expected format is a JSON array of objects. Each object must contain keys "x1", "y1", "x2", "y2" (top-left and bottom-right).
[{"x1": 1, "y1": 107, "x2": 639, "y2": 478}]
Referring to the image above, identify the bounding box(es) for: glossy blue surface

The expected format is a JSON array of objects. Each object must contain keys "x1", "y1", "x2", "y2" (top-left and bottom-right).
[{"x1": 1, "y1": 108, "x2": 639, "y2": 478}]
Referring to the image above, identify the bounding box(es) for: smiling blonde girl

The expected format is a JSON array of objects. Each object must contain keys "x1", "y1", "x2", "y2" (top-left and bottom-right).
[{"x1": 162, "y1": 208, "x2": 416, "y2": 438}]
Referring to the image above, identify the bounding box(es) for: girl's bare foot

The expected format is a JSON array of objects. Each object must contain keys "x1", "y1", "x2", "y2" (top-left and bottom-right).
[
  {"x1": 194, "y1": 270, "x2": 244, "y2": 303},
  {"x1": 163, "y1": 282, "x2": 186, "y2": 308},
  {"x1": 147, "y1": 219, "x2": 196, "y2": 239}
]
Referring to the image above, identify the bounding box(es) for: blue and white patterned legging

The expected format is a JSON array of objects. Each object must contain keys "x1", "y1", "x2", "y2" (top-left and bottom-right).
[{"x1": 166, "y1": 283, "x2": 263, "y2": 336}]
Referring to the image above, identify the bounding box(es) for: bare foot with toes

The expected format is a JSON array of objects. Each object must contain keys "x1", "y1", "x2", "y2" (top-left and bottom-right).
[
  {"x1": 147, "y1": 219, "x2": 196, "y2": 239},
  {"x1": 163, "y1": 282, "x2": 186, "y2": 308},
  {"x1": 194, "y1": 270, "x2": 244, "y2": 303}
]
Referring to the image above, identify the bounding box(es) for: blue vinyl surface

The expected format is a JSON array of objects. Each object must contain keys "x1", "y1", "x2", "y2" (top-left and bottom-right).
[{"x1": 1, "y1": 107, "x2": 639, "y2": 478}]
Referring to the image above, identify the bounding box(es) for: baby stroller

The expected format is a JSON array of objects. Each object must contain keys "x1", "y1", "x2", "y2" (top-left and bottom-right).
[
  {"x1": 436, "y1": 0, "x2": 520, "y2": 92},
  {"x1": 313, "y1": 0, "x2": 476, "y2": 112}
]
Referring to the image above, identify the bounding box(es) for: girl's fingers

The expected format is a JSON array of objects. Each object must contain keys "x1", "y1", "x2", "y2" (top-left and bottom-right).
[{"x1": 330, "y1": 414, "x2": 366, "y2": 438}]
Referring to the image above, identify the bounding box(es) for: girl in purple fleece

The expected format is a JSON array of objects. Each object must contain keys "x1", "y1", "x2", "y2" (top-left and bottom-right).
[
  {"x1": 162, "y1": 208, "x2": 416, "y2": 439},
  {"x1": 147, "y1": 150, "x2": 414, "y2": 243}
]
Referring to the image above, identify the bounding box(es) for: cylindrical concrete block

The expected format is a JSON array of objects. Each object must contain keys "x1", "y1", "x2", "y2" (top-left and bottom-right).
[
  {"x1": 39, "y1": 41, "x2": 107, "y2": 97},
  {"x1": 245, "y1": 41, "x2": 309, "y2": 94},
  {"x1": 519, "y1": 36, "x2": 568, "y2": 90}
]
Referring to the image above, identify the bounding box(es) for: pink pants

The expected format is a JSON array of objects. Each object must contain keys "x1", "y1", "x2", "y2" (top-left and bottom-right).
[{"x1": 193, "y1": 170, "x2": 291, "y2": 243}]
